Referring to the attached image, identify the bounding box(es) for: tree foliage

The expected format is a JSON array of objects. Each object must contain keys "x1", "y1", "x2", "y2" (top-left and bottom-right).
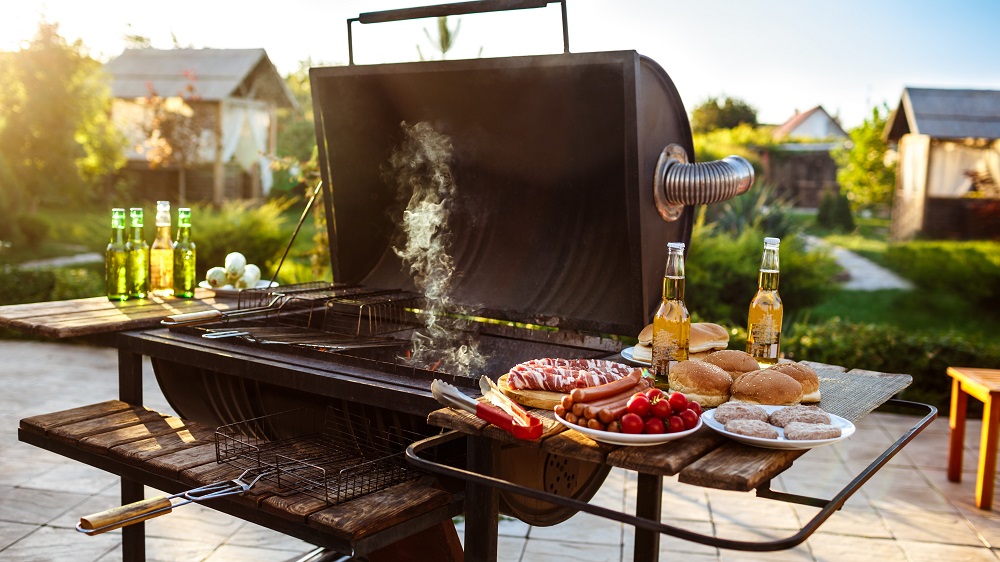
[
  {"x1": 831, "y1": 105, "x2": 896, "y2": 213},
  {"x1": 0, "y1": 21, "x2": 125, "y2": 213},
  {"x1": 691, "y1": 96, "x2": 758, "y2": 133}
]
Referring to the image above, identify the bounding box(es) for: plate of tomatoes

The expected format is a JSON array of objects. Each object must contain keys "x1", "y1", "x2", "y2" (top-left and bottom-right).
[{"x1": 554, "y1": 388, "x2": 703, "y2": 447}]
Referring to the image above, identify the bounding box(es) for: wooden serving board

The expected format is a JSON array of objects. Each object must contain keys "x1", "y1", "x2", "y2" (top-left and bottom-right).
[{"x1": 496, "y1": 374, "x2": 566, "y2": 410}]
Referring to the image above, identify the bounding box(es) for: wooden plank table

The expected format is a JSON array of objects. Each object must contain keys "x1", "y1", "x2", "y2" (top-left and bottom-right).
[
  {"x1": 416, "y1": 363, "x2": 932, "y2": 562},
  {"x1": 0, "y1": 289, "x2": 234, "y2": 340}
]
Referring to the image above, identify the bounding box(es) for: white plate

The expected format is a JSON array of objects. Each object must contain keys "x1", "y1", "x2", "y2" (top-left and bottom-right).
[
  {"x1": 199, "y1": 280, "x2": 278, "y2": 297},
  {"x1": 555, "y1": 411, "x2": 701, "y2": 447},
  {"x1": 701, "y1": 405, "x2": 855, "y2": 450},
  {"x1": 620, "y1": 346, "x2": 651, "y2": 366}
]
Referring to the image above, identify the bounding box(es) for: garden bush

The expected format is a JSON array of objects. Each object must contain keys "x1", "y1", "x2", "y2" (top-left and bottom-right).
[
  {"x1": 816, "y1": 191, "x2": 855, "y2": 232},
  {"x1": 16, "y1": 214, "x2": 50, "y2": 248},
  {"x1": 190, "y1": 199, "x2": 293, "y2": 280},
  {"x1": 686, "y1": 221, "x2": 839, "y2": 327},
  {"x1": 783, "y1": 317, "x2": 1000, "y2": 412},
  {"x1": 0, "y1": 265, "x2": 105, "y2": 306},
  {"x1": 884, "y1": 241, "x2": 1000, "y2": 309}
]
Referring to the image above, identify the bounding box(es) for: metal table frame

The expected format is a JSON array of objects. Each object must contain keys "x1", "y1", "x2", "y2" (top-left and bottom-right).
[{"x1": 407, "y1": 399, "x2": 936, "y2": 562}]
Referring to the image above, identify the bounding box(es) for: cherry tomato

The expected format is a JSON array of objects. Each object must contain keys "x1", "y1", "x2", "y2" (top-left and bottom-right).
[
  {"x1": 679, "y1": 409, "x2": 699, "y2": 430},
  {"x1": 621, "y1": 413, "x2": 644, "y2": 434},
  {"x1": 645, "y1": 388, "x2": 664, "y2": 402},
  {"x1": 627, "y1": 394, "x2": 651, "y2": 417},
  {"x1": 644, "y1": 417, "x2": 666, "y2": 435},
  {"x1": 668, "y1": 391, "x2": 688, "y2": 413},
  {"x1": 667, "y1": 415, "x2": 685, "y2": 433},
  {"x1": 687, "y1": 401, "x2": 703, "y2": 417},
  {"x1": 650, "y1": 398, "x2": 673, "y2": 419}
]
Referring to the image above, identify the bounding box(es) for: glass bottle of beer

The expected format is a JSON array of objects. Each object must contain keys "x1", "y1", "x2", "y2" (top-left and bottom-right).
[
  {"x1": 746, "y1": 237, "x2": 783, "y2": 366},
  {"x1": 125, "y1": 208, "x2": 150, "y2": 299},
  {"x1": 106, "y1": 208, "x2": 128, "y2": 301},
  {"x1": 172, "y1": 208, "x2": 197, "y2": 298},
  {"x1": 651, "y1": 242, "x2": 690, "y2": 390},
  {"x1": 150, "y1": 200, "x2": 173, "y2": 295}
]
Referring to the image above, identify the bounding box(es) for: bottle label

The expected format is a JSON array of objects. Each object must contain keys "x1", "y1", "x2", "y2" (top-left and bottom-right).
[{"x1": 747, "y1": 316, "x2": 780, "y2": 360}]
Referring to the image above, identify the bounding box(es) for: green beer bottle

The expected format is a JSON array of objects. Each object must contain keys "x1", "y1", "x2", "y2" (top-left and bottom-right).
[
  {"x1": 172, "y1": 208, "x2": 197, "y2": 298},
  {"x1": 125, "y1": 208, "x2": 150, "y2": 299},
  {"x1": 106, "y1": 208, "x2": 128, "y2": 301}
]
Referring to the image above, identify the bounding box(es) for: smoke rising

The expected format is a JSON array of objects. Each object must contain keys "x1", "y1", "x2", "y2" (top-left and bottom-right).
[{"x1": 387, "y1": 121, "x2": 486, "y2": 377}]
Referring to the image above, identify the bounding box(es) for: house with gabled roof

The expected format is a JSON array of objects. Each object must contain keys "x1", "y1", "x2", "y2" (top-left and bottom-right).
[
  {"x1": 105, "y1": 48, "x2": 296, "y2": 204},
  {"x1": 884, "y1": 87, "x2": 1000, "y2": 241},
  {"x1": 761, "y1": 105, "x2": 848, "y2": 208}
]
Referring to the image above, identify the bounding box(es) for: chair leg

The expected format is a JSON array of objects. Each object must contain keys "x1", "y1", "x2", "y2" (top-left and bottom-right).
[
  {"x1": 976, "y1": 395, "x2": 1000, "y2": 510},
  {"x1": 948, "y1": 379, "x2": 967, "y2": 482}
]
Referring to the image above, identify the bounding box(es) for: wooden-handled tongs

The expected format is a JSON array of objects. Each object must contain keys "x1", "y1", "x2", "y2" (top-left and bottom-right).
[{"x1": 431, "y1": 379, "x2": 542, "y2": 440}]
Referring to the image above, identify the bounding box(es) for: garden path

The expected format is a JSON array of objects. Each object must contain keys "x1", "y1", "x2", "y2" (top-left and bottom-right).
[{"x1": 802, "y1": 235, "x2": 914, "y2": 291}]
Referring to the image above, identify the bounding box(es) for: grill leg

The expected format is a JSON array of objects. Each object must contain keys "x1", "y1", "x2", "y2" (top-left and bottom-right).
[
  {"x1": 119, "y1": 346, "x2": 147, "y2": 561},
  {"x1": 634, "y1": 472, "x2": 662, "y2": 562},
  {"x1": 464, "y1": 435, "x2": 499, "y2": 562}
]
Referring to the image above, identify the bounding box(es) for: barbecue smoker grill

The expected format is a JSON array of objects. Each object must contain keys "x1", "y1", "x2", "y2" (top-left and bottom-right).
[{"x1": 152, "y1": 0, "x2": 755, "y2": 556}]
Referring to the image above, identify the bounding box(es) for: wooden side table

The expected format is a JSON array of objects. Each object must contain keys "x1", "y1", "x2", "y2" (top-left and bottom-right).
[{"x1": 947, "y1": 366, "x2": 1000, "y2": 510}]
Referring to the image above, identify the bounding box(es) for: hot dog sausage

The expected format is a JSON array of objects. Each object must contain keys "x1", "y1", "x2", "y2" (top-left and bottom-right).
[
  {"x1": 570, "y1": 369, "x2": 642, "y2": 403},
  {"x1": 581, "y1": 378, "x2": 651, "y2": 420}
]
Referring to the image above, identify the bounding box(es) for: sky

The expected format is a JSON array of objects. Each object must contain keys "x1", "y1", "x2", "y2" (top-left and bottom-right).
[{"x1": 2, "y1": 0, "x2": 1000, "y2": 128}]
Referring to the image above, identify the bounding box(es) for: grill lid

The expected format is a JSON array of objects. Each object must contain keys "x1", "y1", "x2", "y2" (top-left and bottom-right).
[{"x1": 311, "y1": 50, "x2": 695, "y2": 338}]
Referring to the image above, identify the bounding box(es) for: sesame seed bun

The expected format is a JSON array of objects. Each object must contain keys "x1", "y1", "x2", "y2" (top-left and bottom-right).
[
  {"x1": 667, "y1": 360, "x2": 732, "y2": 407},
  {"x1": 703, "y1": 350, "x2": 760, "y2": 380},
  {"x1": 767, "y1": 363, "x2": 821, "y2": 403},
  {"x1": 730, "y1": 369, "x2": 803, "y2": 406}
]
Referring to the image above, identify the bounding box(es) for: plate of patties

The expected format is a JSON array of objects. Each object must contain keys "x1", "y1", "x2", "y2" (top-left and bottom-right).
[{"x1": 701, "y1": 403, "x2": 855, "y2": 450}]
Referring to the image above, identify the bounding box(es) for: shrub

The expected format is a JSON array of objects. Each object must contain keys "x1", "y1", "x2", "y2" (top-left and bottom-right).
[
  {"x1": 16, "y1": 214, "x2": 51, "y2": 248},
  {"x1": 783, "y1": 318, "x2": 1000, "y2": 412},
  {"x1": 0, "y1": 267, "x2": 57, "y2": 305},
  {"x1": 884, "y1": 241, "x2": 1000, "y2": 309},
  {"x1": 816, "y1": 191, "x2": 855, "y2": 232},
  {"x1": 686, "y1": 220, "x2": 839, "y2": 327}
]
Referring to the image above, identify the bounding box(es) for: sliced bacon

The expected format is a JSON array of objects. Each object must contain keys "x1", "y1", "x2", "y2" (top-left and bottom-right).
[{"x1": 506, "y1": 358, "x2": 634, "y2": 393}]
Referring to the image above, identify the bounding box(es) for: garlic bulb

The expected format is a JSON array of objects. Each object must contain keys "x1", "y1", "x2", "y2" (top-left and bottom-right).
[
  {"x1": 205, "y1": 267, "x2": 228, "y2": 288},
  {"x1": 225, "y1": 252, "x2": 246, "y2": 281}
]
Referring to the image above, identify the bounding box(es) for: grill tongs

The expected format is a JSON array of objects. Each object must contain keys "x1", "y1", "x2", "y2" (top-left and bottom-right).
[
  {"x1": 431, "y1": 379, "x2": 542, "y2": 440},
  {"x1": 76, "y1": 469, "x2": 268, "y2": 536}
]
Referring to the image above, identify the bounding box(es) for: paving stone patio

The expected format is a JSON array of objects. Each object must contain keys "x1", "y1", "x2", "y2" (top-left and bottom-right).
[{"x1": 2, "y1": 339, "x2": 1000, "y2": 561}]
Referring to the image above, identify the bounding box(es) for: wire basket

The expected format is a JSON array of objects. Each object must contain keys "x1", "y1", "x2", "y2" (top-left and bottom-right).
[{"x1": 215, "y1": 408, "x2": 424, "y2": 505}]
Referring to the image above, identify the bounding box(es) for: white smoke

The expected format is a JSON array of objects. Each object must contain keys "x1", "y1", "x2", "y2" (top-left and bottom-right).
[{"x1": 387, "y1": 122, "x2": 487, "y2": 377}]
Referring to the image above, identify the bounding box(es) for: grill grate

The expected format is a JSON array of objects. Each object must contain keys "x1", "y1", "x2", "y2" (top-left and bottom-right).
[{"x1": 215, "y1": 408, "x2": 424, "y2": 505}]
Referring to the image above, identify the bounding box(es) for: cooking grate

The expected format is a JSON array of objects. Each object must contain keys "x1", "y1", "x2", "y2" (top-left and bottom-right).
[{"x1": 215, "y1": 408, "x2": 424, "y2": 505}]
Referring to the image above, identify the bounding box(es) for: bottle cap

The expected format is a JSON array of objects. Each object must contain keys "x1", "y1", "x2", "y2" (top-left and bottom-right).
[
  {"x1": 764, "y1": 237, "x2": 780, "y2": 246},
  {"x1": 129, "y1": 207, "x2": 144, "y2": 228},
  {"x1": 177, "y1": 208, "x2": 192, "y2": 227},
  {"x1": 667, "y1": 242, "x2": 685, "y2": 251}
]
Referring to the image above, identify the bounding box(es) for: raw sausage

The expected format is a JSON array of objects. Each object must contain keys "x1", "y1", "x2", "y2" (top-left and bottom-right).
[{"x1": 570, "y1": 369, "x2": 642, "y2": 403}]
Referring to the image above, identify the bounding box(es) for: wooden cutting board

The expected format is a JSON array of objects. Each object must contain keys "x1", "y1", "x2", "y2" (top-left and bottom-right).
[{"x1": 496, "y1": 374, "x2": 566, "y2": 410}]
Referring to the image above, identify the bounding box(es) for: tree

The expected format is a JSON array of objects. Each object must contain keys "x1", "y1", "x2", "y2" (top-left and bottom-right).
[
  {"x1": 136, "y1": 75, "x2": 208, "y2": 205},
  {"x1": 0, "y1": 21, "x2": 125, "y2": 213},
  {"x1": 691, "y1": 96, "x2": 758, "y2": 133},
  {"x1": 831, "y1": 105, "x2": 896, "y2": 213}
]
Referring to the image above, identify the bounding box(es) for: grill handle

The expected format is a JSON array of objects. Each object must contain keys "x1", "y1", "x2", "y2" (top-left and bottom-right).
[
  {"x1": 348, "y1": 0, "x2": 569, "y2": 65},
  {"x1": 653, "y1": 144, "x2": 755, "y2": 222}
]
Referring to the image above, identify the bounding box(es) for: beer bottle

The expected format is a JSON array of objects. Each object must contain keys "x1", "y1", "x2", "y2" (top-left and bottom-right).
[
  {"x1": 150, "y1": 200, "x2": 173, "y2": 295},
  {"x1": 125, "y1": 208, "x2": 150, "y2": 299},
  {"x1": 651, "y1": 242, "x2": 690, "y2": 390},
  {"x1": 106, "y1": 208, "x2": 128, "y2": 301},
  {"x1": 746, "y1": 237, "x2": 783, "y2": 366},
  {"x1": 172, "y1": 208, "x2": 197, "y2": 298}
]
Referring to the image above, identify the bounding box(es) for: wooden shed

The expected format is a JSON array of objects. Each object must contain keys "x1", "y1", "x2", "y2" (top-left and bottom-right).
[
  {"x1": 762, "y1": 106, "x2": 848, "y2": 208},
  {"x1": 105, "y1": 48, "x2": 296, "y2": 205},
  {"x1": 885, "y1": 87, "x2": 1000, "y2": 241}
]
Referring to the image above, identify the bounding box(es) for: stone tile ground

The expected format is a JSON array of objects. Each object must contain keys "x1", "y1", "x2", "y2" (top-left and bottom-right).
[{"x1": 3, "y1": 339, "x2": 1000, "y2": 561}]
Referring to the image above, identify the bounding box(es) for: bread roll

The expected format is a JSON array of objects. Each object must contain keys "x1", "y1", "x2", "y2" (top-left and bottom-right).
[
  {"x1": 636, "y1": 322, "x2": 728, "y2": 359},
  {"x1": 668, "y1": 360, "x2": 731, "y2": 407},
  {"x1": 703, "y1": 350, "x2": 759, "y2": 381},
  {"x1": 767, "y1": 363, "x2": 821, "y2": 403},
  {"x1": 730, "y1": 369, "x2": 803, "y2": 406},
  {"x1": 632, "y1": 343, "x2": 651, "y2": 363},
  {"x1": 690, "y1": 323, "x2": 730, "y2": 353}
]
